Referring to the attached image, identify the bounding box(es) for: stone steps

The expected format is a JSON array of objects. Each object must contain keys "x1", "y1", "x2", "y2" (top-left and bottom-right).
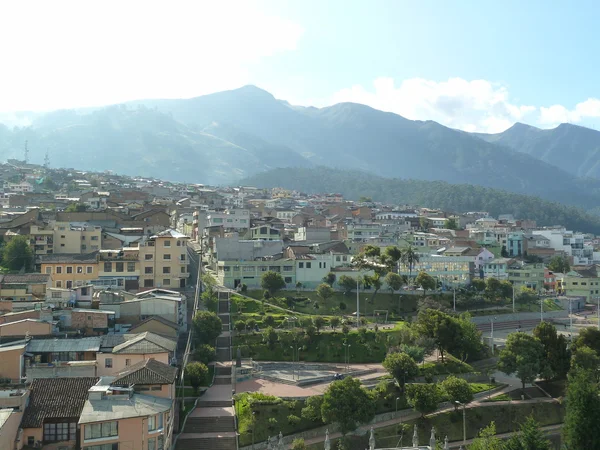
[
  {"x1": 216, "y1": 347, "x2": 230, "y2": 362},
  {"x1": 214, "y1": 375, "x2": 232, "y2": 385},
  {"x1": 198, "y1": 400, "x2": 232, "y2": 408},
  {"x1": 184, "y1": 416, "x2": 236, "y2": 433},
  {"x1": 176, "y1": 436, "x2": 237, "y2": 450}
]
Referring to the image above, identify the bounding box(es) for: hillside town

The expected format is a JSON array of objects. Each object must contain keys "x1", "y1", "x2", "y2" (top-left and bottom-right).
[{"x1": 0, "y1": 159, "x2": 596, "y2": 450}]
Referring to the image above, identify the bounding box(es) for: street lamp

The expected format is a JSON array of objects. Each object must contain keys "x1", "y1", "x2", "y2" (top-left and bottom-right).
[
  {"x1": 343, "y1": 341, "x2": 351, "y2": 371},
  {"x1": 455, "y1": 401, "x2": 466, "y2": 445},
  {"x1": 395, "y1": 397, "x2": 401, "y2": 418},
  {"x1": 490, "y1": 316, "x2": 497, "y2": 355},
  {"x1": 251, "y1": 411, "x2": 256, "y2": 450}
]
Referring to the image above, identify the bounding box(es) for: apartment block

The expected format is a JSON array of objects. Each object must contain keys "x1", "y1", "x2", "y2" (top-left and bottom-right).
[{"x1": 138, "y1": 230, "x2": 189, "y2": 290}]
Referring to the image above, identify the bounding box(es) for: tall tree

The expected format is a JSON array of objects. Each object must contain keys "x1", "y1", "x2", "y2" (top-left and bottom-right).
[
  {"x1": 186, "y1": 362, "x2": 209, "y2": 393},
  {"x1": 571, "y1": 345, "x2": 600, "y2": 372},
  {"x1": 573, "y1": 327, "x2": 600, "y2": 355},
  {"x1": 316, "y1": 283, "x2": 335, "y2": 304},
  {"x1": 385, "y1": 272, "x2": 406, "y2": 292},
  {"x1": 400, "y1": 246, "x2": 420, "y2": 282},
  {"x1": 533, "y1": 322, "x2": 570, "y2": 380},
  {"x1": 468, "y1": 422, "x2": 504, "y2": 450},
  {"x1": 406, "y1": 383, "x2": 441, "y2": 417},
  {"x1": 563, "y1": 368, "x2": 600, "y2": 450},
  {"x1": 353, "y1": 245, "x2": 392, "y2": 301},
  {"x1": 547, "y1": 255, "x2": 570, "y2": 274},
  {"x1": 505, "y1": 415, "x2": 551, "y2": 450},
  {"x1": 321, "y1": 376, "x2": 376, "y2": 436},
  {"x1": 192, "y1": 311, "x2": 223, "y2": 345},
  {"x1": 322, "y1": 272, "x2": 336, "y2": 286},
  {"x1": 498, "y1": 333, "x2": 545, "y2": 389},
  {"x1": 261, "y1": 271, "x2": 286, "y2": 296},
  {"x1": 2, "y1": 236, "x2": 33, "y2": 271},
  {"x1": 414, "y1": 309, "x2": 461, "y2": 363},
  {"x1": 441, "y1": 375, "x2": 473, "y2": 409},
  {"x1": 382, "y1": 352, "x2": 419, "y2": 391},
  {"x1": 415, "y1": 271, "x2": 436, "y2": 296},
  {"x1": 338, "y1": 275, "x2": 357, "y2": 295},
  {"x1": 445, "y1": 217, "x2": 458, "y2": 230}
]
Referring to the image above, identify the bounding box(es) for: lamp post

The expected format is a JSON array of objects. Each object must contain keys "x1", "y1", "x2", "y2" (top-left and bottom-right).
[
  {"x1": 290, "y1": 346, "x2": 296, "y2": 380},
  {"x1": 455, "y1": 401, "x2": 466, "y2": 445},
  {"x1": 356, "y1": 274, "x2": 360, "y2": 326},
  {"x1": 490, "y1": 317, "x2": 496, "y2": 355},
  {"x1": 251, "y1": 411, "x2": 256, "y2": 450},
  {"x1": 296, "y1": 346, "x2": 301, "y2": 380},
  {"x1": 512, "y1": 284, "x2": 516, "y2": 313},
  {"x1": 453, "y1": 288, "x2": 456, "y2": 312},
  {"x1": 395, "y1": 397, "x2": 400, "y2": 418},
  {"x1": 343, "y1": 341, "x2": 351, "y2": 371},
  {"x1": 597, "y1": 296, "x2": 600, "y2": 331}
]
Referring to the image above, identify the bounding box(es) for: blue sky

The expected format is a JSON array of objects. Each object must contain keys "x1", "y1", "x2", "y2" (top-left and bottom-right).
[{"x1": 2, "y1": 0, "x2": 599, "y2": 132}]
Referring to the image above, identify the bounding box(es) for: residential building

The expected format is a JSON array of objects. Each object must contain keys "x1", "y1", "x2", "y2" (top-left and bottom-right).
[
  {"x1": 248, "y1": 225, "x2": 281, "y2": 240},
  {"x1": 345, "y1": 222, "x2": 382, "y2": 241},
  {"x1": 0, "y1": 408, "x2": 23, "y2": 450},
  {"x1": 0, "y1": 273, "x2": 51, "y2": 310},
  {"x1": 51, "y1": 222, "x2": 102, "y2": 253},
  {"x1": 20, "y1": 377, "x2": 100, "y2": 449},
  {"x1": 506, "y1": 232, "x2": 524, "y2": 257},
  {"x1": 39, "y1": 253, "x2": 99, "y2": 289},
  {"x1": 294, "y1": 227, "x2": 332, "y2": 244},
  {"x1": 96, "y1": 248, "x2": 140, "y2": 291},
  {"x1": 138, "y1": 229, "x2": 189, "y2": 289},
  {"x1": 507, "y1": 262, "x2": 546, "y2": 292},
  {"x1": 111, "y1": 358, "x2": 178, "y2": 399},
  {"x1": 128, "y1": 316, "x2": 179, "y2": 339},
  {"x1": 482, "y1": 258, "x2": 516, "y2": 279},
  {"x1": 0, "y1": 342, "x2": 27, "y2": 382},
  {"x1": 0, "y1": 319, "x2": 52, "y2": 338},
  {"x1": 399, "y1": 255, "x2": 475, "y2": 286},
  {"x1": 564, "y1": 266, "x2": 600, "y2": 302},
  {"x1": 30, "y1": 224, "x2": 54, "y2": 256}
]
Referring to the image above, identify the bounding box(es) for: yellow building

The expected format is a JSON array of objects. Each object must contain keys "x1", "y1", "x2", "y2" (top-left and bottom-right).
[
  {"x1": 138, "y1": 229, "x2": 190, "y2": 290},
  {"x1": 96, "y1": 248, "x2": 141, "y2": 291},
  {"x1": 39, "y1": 253, "x2": 99, "y2": 289},
  {"x1": 52, "y1": 222, "x2": 102, "y2": 253}
]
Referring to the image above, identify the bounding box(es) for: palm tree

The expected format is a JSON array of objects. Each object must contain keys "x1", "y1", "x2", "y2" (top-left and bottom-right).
[{"x1": 400, "y1": 246, "x2": 420, "y2": 284}]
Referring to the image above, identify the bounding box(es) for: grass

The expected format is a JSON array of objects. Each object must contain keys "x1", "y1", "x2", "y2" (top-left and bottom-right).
[
  {"x1": 482, "y1": 393, "x2": 511, "y2": 402},
  {"x1": 419, "y1": 357, "x2": 475, "y2": 377},
  {"x1": 236, "y1": 393, "x2": 322, "y2": 447},
  {"x1": 308, "y1": 401, "x2": 565, "y2": 450},
  {"x1": 234, "y1": 325, "x2": 407, "y2": 363},
  {"x1": 246, "y1": 289, "x2": 421, "y2": 319}
]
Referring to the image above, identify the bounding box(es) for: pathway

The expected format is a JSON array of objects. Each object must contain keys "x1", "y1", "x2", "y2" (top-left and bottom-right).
[{"x1": 176, "y1": 293, "x2": 236, "y2": 450}]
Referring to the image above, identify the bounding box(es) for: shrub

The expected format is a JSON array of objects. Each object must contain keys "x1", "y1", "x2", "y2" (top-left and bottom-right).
[
  {"x1": 234, "y1": 320, "x2": 246, "y2": 332},
  {"x1": 263, "y1": 315, "x2": 276, "y2": 327},
  {"x1": 193, "y1": 344, "x2": 216, "y2": 365},
  {"x1": 287, "y1": 414, "x2": 301, "y2": 425}
]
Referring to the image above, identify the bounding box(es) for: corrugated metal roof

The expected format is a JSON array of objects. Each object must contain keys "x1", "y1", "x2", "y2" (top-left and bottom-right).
[{"x1": 27, "y1": 337, "x2": 102, "y2": 353}]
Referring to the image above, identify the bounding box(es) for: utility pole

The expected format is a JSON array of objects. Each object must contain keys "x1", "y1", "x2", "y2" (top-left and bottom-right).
[
  {"x1": 356, "y1": 272, "x2": 360, "y2": 326},
  {"x1": 490, "y1": 317, "x2": 495, "y2": 355},
  {"x1": 24, "y1": 140, "x2": 28, "y2": 164},
  {"x1": 512, "y1": 284, "x2": 515, "y2": 313},
  {"x1": 453, "y1": 288, "x2": 456, "y2": 312},
  {"x1": 43, "y1": 149, "x2": 50, "y2": 169},
  {"x1": 597, "y1": 296, "x2": 599, "y2": 331}
]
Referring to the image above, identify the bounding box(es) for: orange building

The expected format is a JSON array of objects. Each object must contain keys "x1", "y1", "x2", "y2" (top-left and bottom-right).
[{"x1": 39, "y1": 252, "x2": 99, "y2": 289}]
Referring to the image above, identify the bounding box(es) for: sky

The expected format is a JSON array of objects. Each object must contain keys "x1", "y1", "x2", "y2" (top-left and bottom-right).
[{"x1": 2, "y1": 0, "x2": 600, "y2": 132}]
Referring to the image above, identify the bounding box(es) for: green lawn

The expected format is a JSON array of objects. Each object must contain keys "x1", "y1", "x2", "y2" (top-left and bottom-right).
[
  {"x1": 483, "y1": 393, "x2": 511, "y2": 402},
  {"x1": 234, "y1": 325, "x2": 406, "y2": 363},
  {"x1": 246, "y1": 290, "x2": 423, "y2": 320},
  {"x1": 419, "y1": 357, "x2": 475, "y2": 377}
]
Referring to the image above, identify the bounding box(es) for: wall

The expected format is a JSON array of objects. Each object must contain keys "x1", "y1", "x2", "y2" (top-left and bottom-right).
[
  {"x1": 0, "y1": 410, "x2": 22, "y2": 450},
  {"x1": 26, "y1": 363, "x2": 96, "y2": 382},
  {"x1": 71, "y1": 312, "x2": 109, "y2": 330},
  {"x1": 0, "y1": 347, "x2": 25, "y2": 382},
  {"x1": 138, "y1": 237, "x2": 189, "y2": 289},
  {"x1": 0, "y1": 320, "x2": 51, "y2": 337},
  {"x1": 22, "y1": 427, "x2": 42, "y2": 449},
  {"x1": 130, "y1": 321, "x2": 177, "y2": 338},
  {"x1": 0, "y1": 310, "x2": 39, "y2": 325},
  {"x1": 96, "y1": 352, "x2": 170, "y2": 376},
  {"x1": 42, "y1": 263, "x2": 98, "y2": 289},
  {"x1": 120, "y1": 298, "x2": 179, "y2": 327}
]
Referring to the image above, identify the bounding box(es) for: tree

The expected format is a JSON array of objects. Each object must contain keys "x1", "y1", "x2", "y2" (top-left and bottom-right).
[
  {"x1": 193, "y1": 344, "x2": 216, "y2": 365},
  {"x1": 571, "y1": 345, "x2": 600, "y2": 372},
  {"x1": 330, "y1": 317, "x2": 341, "y2": 329},
  {"x1": 316, "y1": 283, "x2": 335, "y2": 304},
  {"x1": 382, "y1": 352, "x2": 418, "y2": 390},
  {"x1": 186, "y1": 362, "x2": 209, "y2": 393},
  {"x1": 301, "y1": 395, "x2": 324, "y2": 422},
  {"x1": 415, "y1": 309, "x2": 461, "y2": 363},
  {"x1": 563, "y1": 368, "x2": 600, "y2": 450},
  {"x1": 321, "y1": 377, "x2": 376, "y2": 436},
  {"x1": 573, "y1": 327, "x2": 600, "y2": 355},
  {"x1": 65, "y1": 202, "x2": 88, "y2": 212},
  {"x1": 532, "y1": 322, "x2": 570, "y2": 380},
  {"x1": 400, "y1": 246, "x2": 420, "y2": 282},
  {"x1": 263, "y1": 326, "x2": 278, "y2": 350},
  {"x1": 291, "y1": 438, "x2": 308, "y2": 450},
  {"x1": 353, "y1": 245, "x2": 392, "y2": 301},
  {"x1": 505, "y1": 415, "x2": 551, "y2": 450},
  {"x1": 547, "y1": 255, "x2": 570, "y2": 274},
  {"x1": 441, "y1": 376, "x2": 473, "y2": 409},
  {"x1": 468, "y1": 422, "x2": 504, "y2": 450},
  {"x1": 445, "y1": 218, "x2": 458, "y2": 230},
  {"x1": 263, "y1": 315, "x2": 276, "y2": 327},
  {"x1": 338, "y1": 275, "x2": 357, "y2": 295},
  {"x1": 385, "y1": 272, "x2": 405, "y2": 292},
  {"x1": 314, "y1": 316, "x2": 325, "y2": 333},
  {"x1": 485, "y1": 277, "x2": 501, "y2": 301},
  {"x1": 501, "y1": 245, "x2": 509, "y2": 257},
  {"x1": 261, "y1": 271, "x2": 286, "y2": 295},
  {"x1": 517, "y1": 287, "x2": 538, "y2": 311},
  {"x1": 295, "y1": 281, "x2": 303, "y2": 292},
  {"x1": 193, "y1": 311, "x2": 223, "y2": 345},
  {"x1": 415, "y1": 271, "x2": 436, "y2": 296},
  {"x1": 471, "y1": 278, "x2": 486, "y2": 293},
  {"x1": 246, "y1": 318, "x2": 257, "y2": 330},
  {"x1": 323, "y1": 272, "x2": 336, "y2": 286},
  {"x1": 406, "y1": 383, "x2": 440, "y2": 417},
  {"x1": 1, "y1": 236, "x2": 33, "y2": 271},
  {"x1": 498, "y1": 332, "x2": 545, "y2": 389},
  {"x1": 201, "y1": 273, "x2": 218, "y2": 312},
  {"x1": 234, "y1": 320, "x2": 246, "y2": 333}
]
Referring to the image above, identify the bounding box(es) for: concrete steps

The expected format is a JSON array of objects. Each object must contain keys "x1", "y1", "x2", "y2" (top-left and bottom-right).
[
  {"x1": 184, "y1": 416, "x2": 235, "y2": 433},
  {"x1": 214, "y1": 375, "x2": 232, "y2": 385},
  {"x1": 198, "y1": 400, "x2": 232, "y2": 408},
  {"x1": 216, "y1": 347, "x2": 230, "y2": 362},
  {"x1": 176, "y1": 436, "x2": 237, "y2": 450},
  {"x1": 215, "y1": 366, "x2": 232, "y2": 376}
]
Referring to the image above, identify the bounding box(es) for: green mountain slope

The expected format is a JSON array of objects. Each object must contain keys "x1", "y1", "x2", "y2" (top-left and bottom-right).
[
  {"x1": 240, "y1": 167, "x2": 600, "y2": 234},
  {"x1": 476, "y1": 122, "x2": 600, "y2": 178}
]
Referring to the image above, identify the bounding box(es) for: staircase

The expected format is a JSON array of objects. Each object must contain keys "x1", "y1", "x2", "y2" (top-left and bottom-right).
[{"x1": 175, "y1": 292, "x2": 236, "y2": 450}]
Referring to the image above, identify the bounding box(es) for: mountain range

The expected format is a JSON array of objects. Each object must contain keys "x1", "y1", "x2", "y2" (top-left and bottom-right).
[{"x1": 2, "y1": 85, "x2": 600, "y2": 212}]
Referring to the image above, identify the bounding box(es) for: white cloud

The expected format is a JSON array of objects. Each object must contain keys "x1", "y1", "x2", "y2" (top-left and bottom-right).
[
  {"x1": 0, "y1": 0, "x2": 304, "y2": 112},
  {"x1": 323, "y1": 77, "x2": 536, "y2": 133},
  {"x1": 539, "y1": 99, "x2": 600, "y2": 126}
]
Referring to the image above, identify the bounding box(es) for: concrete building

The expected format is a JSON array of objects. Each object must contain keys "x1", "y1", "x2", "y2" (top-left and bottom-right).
[
  {"x1": 40, "y1": 252, "x2": 99, "y2": 289},
  {"x1": 96, "y1": 247, "x2": 141, "y2": 291},
  {"x1": 0, "y1": 319, "x2": 52, "y2": 338},
  {"x1": 0, "y1": 274, "x2": 51, "y2": 310},
  {"x1": 507, "y1": 262, "x2": 546, "y2": 292},
  {"x1": 138, "y1": 229, "x2": 189, "y2": 289},
  {"x1": 51, "y1": 221, "x2": 102, "y2": 253}
]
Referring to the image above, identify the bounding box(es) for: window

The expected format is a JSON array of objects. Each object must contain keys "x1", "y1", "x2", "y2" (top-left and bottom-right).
[
  {"x1": 163, "y1": 254, "x2": 171, "y2": 260},
  {"x1": 66, "y1": 280, "x2": 73, "y2": 289},
  {"x1": 87, "y1": 266, "x2": 93, "y2": 274},
  {"x1": 145, "y1": 254, "x2": 153, "y2": 260},
  {"x1": 84, "y1": 421, "x2": 118, "y2": 440},
  {"x1": 82, "y1": 235, "x2": 86, "y2": 240},
  {"x1": 283, "y1": 266, "x2": 293, "y2": 272},
  {"x1": 163, "y1": 279, "x2": 171, "y2": 286},
  {"x1": 125, "y1": 359, "x2": 131, "y2": 367},
  {"x1": 52, "y1": 291, "x2": 62, "y2": 299},
  {"x1": 82, "y1": 245, "x2": 87, "y2": 251},
  {"x1": 180, "y1": 254, "x2": 186, "y2": 261},
  {"x1": 105, "y1": 358, "x2": 113, "y2": 368},
  {"x1": 77, "y1": 266, "x2": 83, "y2": 273},
  {"x1": 61, "y1": 235, "x2": 66, "y2": 238},
  {"x1": 149, "y1": 438, "x2": 156, "y2": 450},
  {"x1": 285, "y1": 277, "x2": 292, "y2": 283},
  {"x1": 87, "y1": 316, "x2": 92, "y2": 321},
  {"x1": 163, "y1": 267, "x2": 171, "y2": 274},
  {"x1": 104, "y1": 262, "x2": 112, "y2": 272},
  {"x1": 45, "y1": 267, "x2": 52, "y2": 274},
  {"x1": 222, "y1": 266, "x2": 230, "y2": 272},
  {"x1": 44, "y1": 422, "x2": 77, "y2": 442},
  {"x1": 56, "y1": 281, "x2": 62, "y2": 288},
  {"x1": 66, "y1": 266, "x2": 73, "y2": 274},
  {"x1": 306, "y1": 262, "x2": 312, "y2": 269},
  {"x1": 148, "y1": 414, "x2": 163, "y2": 432},
  {"x1": 91, "y1": 236, "x2": 99, "y2": 241},
  {"x1": 145, "y1": 267, "x2": 153, "y2": 274},
  {"x1": 27, "y1": 437, "x2": 34, "y2": 446},
  {"x1": 148, "y1": 241, "x2": 155, "y2": 246},
  {"x1": 115, "y1": 262, "x2": 124, "y2": 273},
  {"x1": 144, "y1": 279, "x2": 154, "y2": 287},
  {"x1": 336, "y1": 256, "x2": 341, "y2": 262},
  {"x1": 61, "y1": 244, "x2": 65, "y2": 247},
  {"x1": 164, "y1": 240, "x2": 171, "y2": 247},
  {"x1": 181, "y1": 266, "x2": 186, "y2": 273},
  {"x1": 127, "y1": 262, "x2": 136, "y2": 272},
  {"x1": 176, "y1": 240, "x2": 181, "y2": 246},
  {"x1": 298, "y1": 262, "x2": 304, "y2": 268},
  {"x1": 84, "y1": 444, "x2": 118, "y2": 450}
]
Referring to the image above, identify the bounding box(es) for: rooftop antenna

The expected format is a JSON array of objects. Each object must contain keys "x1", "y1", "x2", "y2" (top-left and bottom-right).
[
  {"x1": 44, "y1": 149, "x2": 50, "y2": 168},
  {"x1": 24, "y1": 140, "x2": 29, "y2": 164}
]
